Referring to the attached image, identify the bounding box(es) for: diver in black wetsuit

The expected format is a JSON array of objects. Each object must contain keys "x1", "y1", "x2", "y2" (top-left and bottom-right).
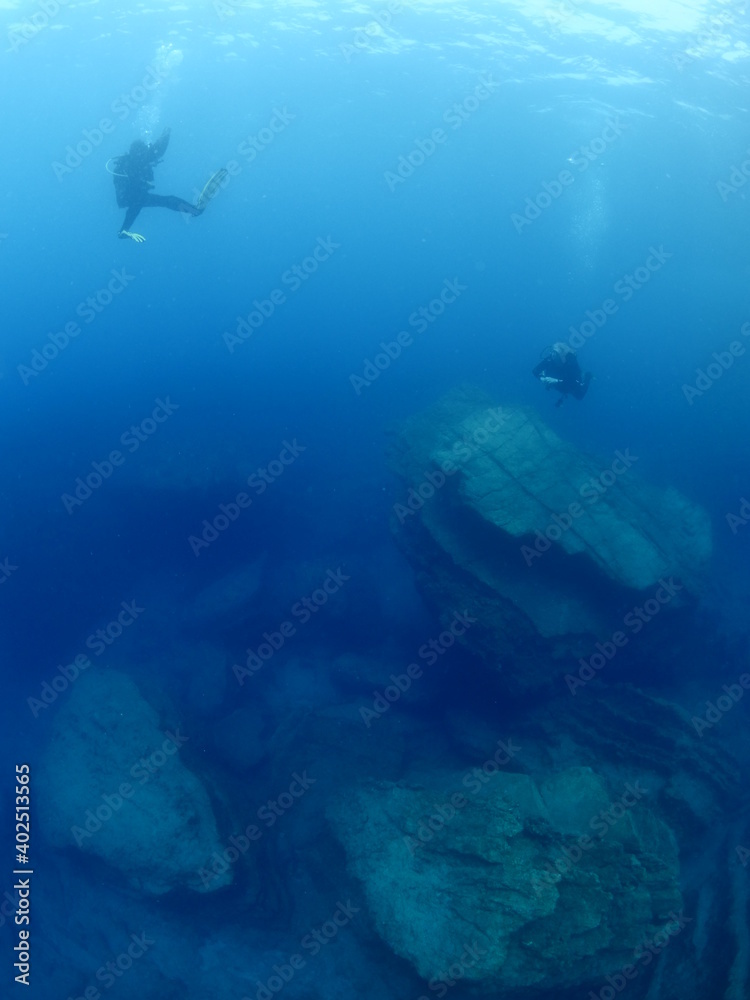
[
  {"x1": 532, "y1": 342, "x2": 592, "y2": 408},
  {"x1": 109, "y1": 127, "x2": 221, "y2": 243}
]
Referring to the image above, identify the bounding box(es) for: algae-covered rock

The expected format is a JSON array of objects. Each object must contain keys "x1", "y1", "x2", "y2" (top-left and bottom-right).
[
  {"x1": 388, "y1": 387, "x2": 712, "y2": 684},
  {"x1": 329, "y1": 767, "x2": 681, "y2": 996},
  {"x1": 38, "y1": 669, "x2": 232, "y2": 895}
]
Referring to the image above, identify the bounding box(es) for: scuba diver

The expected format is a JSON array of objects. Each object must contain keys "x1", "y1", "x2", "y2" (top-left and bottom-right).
[
  {"x1": 533, "y1": 342, "x2": 592, "y2": 408},
  {"x1": 107, "y1": 127, "x2": 228, "y2": 242}
]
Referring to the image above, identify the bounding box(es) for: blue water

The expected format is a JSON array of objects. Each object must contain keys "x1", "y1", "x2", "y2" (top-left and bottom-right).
[{"x1": 2, "y1": 1, "x2": 750, "y2": 997}]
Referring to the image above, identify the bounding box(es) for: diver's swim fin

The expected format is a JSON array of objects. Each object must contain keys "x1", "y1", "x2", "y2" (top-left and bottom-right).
[{"x1": 196, "y1": 169, "x2": 229, "y2": 211}]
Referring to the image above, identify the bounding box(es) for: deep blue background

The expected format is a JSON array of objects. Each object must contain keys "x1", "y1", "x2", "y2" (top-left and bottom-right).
[{"x1": 1, "y1": 0, "x2": 749, "y2": 787}]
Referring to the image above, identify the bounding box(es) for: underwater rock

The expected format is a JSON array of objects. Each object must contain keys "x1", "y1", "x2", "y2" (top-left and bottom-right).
[
  {"x1": 527, "y1": 683, "x2": 742, "y2": 834},
  {"x1": 37, "y1": 669, "x2": 231, "y2": 895},
  {"x1": 329, "y1": 767, "x2": 682, "y2": 996},
  {"x1": 387, "y1": 386, "x2": 712, "y2": 688}
]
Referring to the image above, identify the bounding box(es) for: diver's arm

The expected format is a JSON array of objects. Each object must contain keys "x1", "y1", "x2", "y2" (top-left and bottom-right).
[
  {"x1": 149, "y1": 127, "x2": 171, "y2": 162},
  {"x1": 534, "y1": 359, "x2": 564, "y2": 381},
  {"x1": 109, "y1": 155, "x2": 128, "y2": 176}
]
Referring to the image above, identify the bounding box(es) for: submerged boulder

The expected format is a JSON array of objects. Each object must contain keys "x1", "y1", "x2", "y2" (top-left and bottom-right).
[
  {"x1": 387, "y1": 387, "x2": 712, "y2": 687},
  {"x1": 38, "y1": 669, "x2": 231, "y2": 895},
  {"x1": 329, "y1": 767, "x2": 681, "y2": 996}
]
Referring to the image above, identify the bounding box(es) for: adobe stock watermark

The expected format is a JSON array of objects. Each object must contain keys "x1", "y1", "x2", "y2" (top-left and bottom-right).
[
  {"x1": 71, "y1": 729, "x2": 189, "y2": 846},
  {"x1": 350, "y1": 277, "x2": 466, "y2": 394},
  {"x1": 726, "y1": 496, "x2": 750, "y2": 535},
  {"x1": 7, "y1": 0, "x2": 69, "y2": 52},
  {"x1": 359, "y1": 610, "x2": 476, "y2": 727},
  {"x1": 531, "y1": 781, "x2": 648, "y2": 896},
  {"x1": 232, "y1": 568, "x2": 350, "y2": 685},
  {"x1": 197, "y1": 770, "x2": 316, "y2": 889},
  {"x1": 185, "y1": 107, "x2": 295, "y2": 217},
  {"x1": 188, "y1": 439, "x2": 305, "y2": 555},
  {"x1": 52, "y1": 63, "x2": 178, "y2": 180},
  {"x1": 64, "y1": 931, "x2": 155, "y2": 1000},
  {"x1": 339, "y1": 0, "x2": 403, "y2": 61},
  {"x1": 521, "y1": 448, "x2": 638, "y2": 567},
  {"x1": 61, "y1": 398, "x2": 179, "y2": 514},
  {"x1": 511, "y1": 117, "x2": 628, "y2": 234},
  {"x1": 671, "y1": 9, "x2": 733, "y2": 71},
  {"x1": 384, "y1": 75, "x2": 499, "y2": 192},
  {"x1": 564, "y1": 577, "x2": 683, "y2": 695},
  {"x1": 0, "y1": 558, "x2": 18, "y2": 586},
  {"x1": 415, "y1": 941, "x2": 488, "y2": 1000},
  {"x1": 544, "y1": 0, "x2": 588, "y2": 29},
  {"x1": 248, "y1": 900, "x2": 359, "y2": 1000},
  {"x1": 690, "y1": 673, "x2": 750, "y2": 737},
  {"x1": 26, "y1": 599, "x2": 145, "y2": 717},
  {"x1": 393, "y1": 408, "x2": 506, "y2": 523},
  {"x1": 587, "y1": 911, "x2": 691, "y2": 1000},
  {"x1": 17, "y1": 269, "x2": 134, "y2": 385},
  {"x1": 212, "y1": 0, "x2": 253, "y2": 19},
  {"x1": 403, "y1": 738, "x2": 521, "y2": 856},
  {"x1": 715, "y1": 142, "x2": 750, "y2": 201},
  {"x1": 555, "y1": 245, "x2": 672, "y2": 351},
  {"x1": 682, "y1": 320, "x2": 749, "y2": 404},
  {"x1": 223, "y1": 237, "x2": 339, "y2": 353},
  {"x1": 0, "y1": 886, "x2": 23, "y2": 929}
]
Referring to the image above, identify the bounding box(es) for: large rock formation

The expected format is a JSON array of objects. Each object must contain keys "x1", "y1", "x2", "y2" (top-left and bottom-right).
[
  {"x1": 329, "y1": 767, "x2": 681, "y2": 996},
  {"x1": 38, "y1": 669, "x2": 232, "y2": 895},
  {"x1": 387, "y1": 387, "x2": 712, "y2": 688}
]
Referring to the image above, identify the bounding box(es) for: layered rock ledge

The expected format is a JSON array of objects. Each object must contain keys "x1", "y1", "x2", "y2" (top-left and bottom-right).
[{"x1": 387, "y1": 387, "x2": 712, "y2": 687}]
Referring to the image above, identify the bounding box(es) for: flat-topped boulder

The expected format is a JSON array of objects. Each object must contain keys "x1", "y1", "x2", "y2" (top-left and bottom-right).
[{"x1": 387, "y1": 387, "x2": 712, "y2": 684}]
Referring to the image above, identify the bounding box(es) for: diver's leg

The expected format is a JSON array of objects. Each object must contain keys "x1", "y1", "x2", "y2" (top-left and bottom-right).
[
  {"x1": 142, "y1": 193, "x2": 202, "y2": 216},
  {"x1": 118, "y1": 205, "x2": 141, "y2": 237}
]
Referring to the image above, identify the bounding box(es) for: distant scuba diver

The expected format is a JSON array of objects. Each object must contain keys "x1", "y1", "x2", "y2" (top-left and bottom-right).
[
  {"x1": 533, "y1": 342, "x2": 592, "y2": 408},
  {"x1": 106, "y1": 127, "x2": 228, "y2": 243}
]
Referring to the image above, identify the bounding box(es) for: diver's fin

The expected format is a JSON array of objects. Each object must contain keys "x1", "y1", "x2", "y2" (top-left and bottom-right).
[
  {"x1": 196, "y1": 168, "x2": 229, "y2": 211},
  {"x1": 118, "y1": 230, "x2": 146, "y2": 243}
]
